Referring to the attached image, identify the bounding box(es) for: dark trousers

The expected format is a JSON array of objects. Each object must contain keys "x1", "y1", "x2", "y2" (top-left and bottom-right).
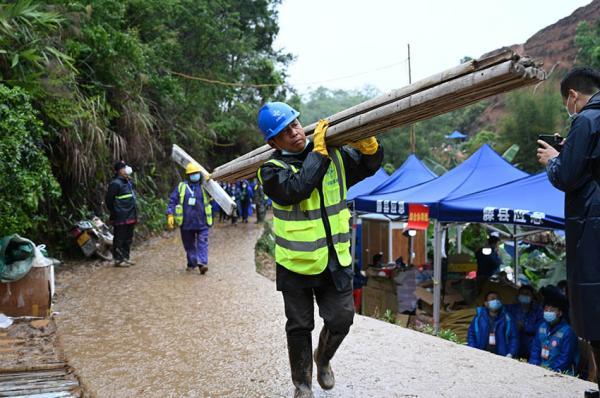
[
  {"x1": 112, "y1": 223, "x2": 135, "y2": 261},
  {"x1": 282, "y1": 277, "x2": 355, "y2": 339}
]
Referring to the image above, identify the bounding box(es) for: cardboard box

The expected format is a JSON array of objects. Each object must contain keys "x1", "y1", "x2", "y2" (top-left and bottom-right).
[{"x1": 0, "y1": 267, "x2": 51, "y2": 317}]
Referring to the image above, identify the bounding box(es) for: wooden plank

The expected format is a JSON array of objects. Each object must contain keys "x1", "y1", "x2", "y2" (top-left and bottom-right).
[
  {"x1": 10, "y1": 393, "x2": 75, "y2": 398},
  {"x1": 0, "y1": 371, "x2": 70, "y2": 382}
]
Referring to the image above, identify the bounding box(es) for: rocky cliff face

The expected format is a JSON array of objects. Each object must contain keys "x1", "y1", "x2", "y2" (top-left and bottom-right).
[{"x1": 473, "y1": 0, "x2": 600, "y2": 131}]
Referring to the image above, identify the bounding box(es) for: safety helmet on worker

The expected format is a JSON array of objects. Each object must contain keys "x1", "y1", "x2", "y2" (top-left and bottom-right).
[
  {"x1": 257, "y1": 102, "x2": 300, "y2": 141},
  {"x1": 185, "y1": 162, "x2": 202, "y2": 175}
]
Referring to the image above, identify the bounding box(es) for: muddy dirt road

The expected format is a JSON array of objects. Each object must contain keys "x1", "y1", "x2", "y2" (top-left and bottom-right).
[{"x1": 55, "y1": 222, "x2": 596, "y2": 397}]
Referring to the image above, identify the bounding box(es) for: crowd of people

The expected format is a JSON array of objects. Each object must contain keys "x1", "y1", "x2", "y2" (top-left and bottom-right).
[{"x1": 217, "y1": 180, "x2": 270, "y2": 225}]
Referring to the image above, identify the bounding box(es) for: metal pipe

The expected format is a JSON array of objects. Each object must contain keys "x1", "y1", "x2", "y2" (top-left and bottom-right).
[{"x1": 433, "y1": 220, "x2": 442, "y2": 333}]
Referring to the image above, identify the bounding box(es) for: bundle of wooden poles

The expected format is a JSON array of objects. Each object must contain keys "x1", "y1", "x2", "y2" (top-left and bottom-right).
[{"x1": 212, "y1": 50, "x2": 546, "y2": 182}]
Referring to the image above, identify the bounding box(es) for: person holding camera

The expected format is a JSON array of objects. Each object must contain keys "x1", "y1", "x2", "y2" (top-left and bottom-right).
[{"x1": 537, "y1": 67, "x2": 600, "y2": 395}]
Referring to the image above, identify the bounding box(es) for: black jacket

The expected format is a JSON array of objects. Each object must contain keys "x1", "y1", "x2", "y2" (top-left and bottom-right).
[
  {"x1": 259, "y1": 141, "x2": 383, "y2": 291},
  {"x1": 106, "y1": 175, "x2": 138, "y2": 225},
  {"x1": 547, "y1": 92, "x2": 600, "y2": 340}
]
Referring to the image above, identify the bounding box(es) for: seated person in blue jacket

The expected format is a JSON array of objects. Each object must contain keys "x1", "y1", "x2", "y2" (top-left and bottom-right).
[
  {"x1": 506, "y1": 285, "x2": 544, "y2": 360},
  {"x1": 468, "y1": 291, "x2": 519, "y2": 358},
  {"x1": 529, "y1": 295, "x2": 578, "y2": 374}
]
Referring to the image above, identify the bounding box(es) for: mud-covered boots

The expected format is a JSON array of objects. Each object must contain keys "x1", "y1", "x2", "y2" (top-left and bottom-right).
[
  {"x1": 313, "y1": 326, "x2": 346, "y2": 390},
  {"x1": 584, "y1": 343, "x2": 600, "y2": 398},
  {"x1": 287, "y1": 335, "x2": 313, "y2": 398}
]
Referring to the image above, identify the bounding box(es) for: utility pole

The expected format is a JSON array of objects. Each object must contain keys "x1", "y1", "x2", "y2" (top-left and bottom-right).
[{"x1": 408, "y1": 43, "x2": 415, "y2": 154}]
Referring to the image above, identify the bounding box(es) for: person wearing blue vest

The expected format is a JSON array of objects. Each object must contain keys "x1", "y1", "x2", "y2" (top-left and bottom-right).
[
  {"x1": 467, "y1": 291, "x2": 519, "y2": 358},
  {"x1": 529, "y1": 295, "x2": 578, "y2": 374},
  {"x1": 257, "y1": 102, "x2": 382, "y2": 398},
  {"x1": 105, "y1": 160, "x2": 138, "y2": 267},
  {"x1": 506, "y1": 285, "x2": 544, "y2": 360},
  {"x1": 166, "y1": 162, "x2": 213, "y2": 274}
]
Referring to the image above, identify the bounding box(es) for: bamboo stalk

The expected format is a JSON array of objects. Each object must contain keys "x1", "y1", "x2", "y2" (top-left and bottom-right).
[
  {"x1": 214, "y1": 50, "x2": 518, "y2": 171},
  {"x1": 212, "y1": 53, "x2": 545, "y2": 182}
]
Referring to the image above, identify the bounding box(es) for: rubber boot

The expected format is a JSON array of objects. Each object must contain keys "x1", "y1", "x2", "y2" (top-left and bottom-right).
[
  {"x1": 313, "y1": 327, "x2": 346, "y2": 390},
  {"x1": 287, "y1": 335, "x2": 313, "y2": 398},
  {"x1": 585, "y1": 344, "x2": 600, "y2": 398}
]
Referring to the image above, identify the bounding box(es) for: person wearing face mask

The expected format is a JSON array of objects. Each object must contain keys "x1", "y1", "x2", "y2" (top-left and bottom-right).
[
  {"x1": 105, "y1": 160, "x2": 138, "y2": 267},
  {"x1": 256, "y1": 102, "x2": 383, "y2": 398},
  {"x1": 506, "y1": 285, "x2": 543, "y2": 360},
  {"x1": 467, "y1": 291, "x2": 519, "y2": 358},
  {"x1": 166, "y1": 162, "x2": 213, "y2": 273},
  {"x1": 537, "y1": 67, "x2": 600, "y2": 395},
  {"x1": 529, "y1": 296, "x2": 578, "y2": 374},
  {"x1": 239, "y1": 180, "x2": 253, "y2": 223}
]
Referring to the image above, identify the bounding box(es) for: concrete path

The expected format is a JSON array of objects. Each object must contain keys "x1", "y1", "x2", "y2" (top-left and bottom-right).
[{"x1": 55, "y1": 222, "x2": 596, "y2": 397}]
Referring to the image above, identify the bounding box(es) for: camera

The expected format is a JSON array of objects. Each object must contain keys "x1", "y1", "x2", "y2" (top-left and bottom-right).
[{"x1": 538, "y1": 134, "x2": 563, "y2": 151}]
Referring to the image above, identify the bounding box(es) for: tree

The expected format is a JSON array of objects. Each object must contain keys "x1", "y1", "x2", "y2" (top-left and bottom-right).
[
  {"x1": 299, "y1": 86, "x2": 378, "y2": 125},
  {"x1": 575, "y1": 20, "x2": 600, "y2": 69},
  {"x1": 0, "y1": 84, "x2": 61, "y2": 236},
  {"x1": 498, "y1": 84, "x2": 565, "y2": 173},
  {"x1": 0, "y1": 0, "x2": 292, "y2": 243}
]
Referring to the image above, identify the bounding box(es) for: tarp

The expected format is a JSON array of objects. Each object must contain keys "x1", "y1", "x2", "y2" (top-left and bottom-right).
[
  {"x1": 354, "y1": 144, "x2": 528, "y2": 218},
  {"x1": 445, "y1": 130, "x2": 468, "y2": 139},
  {"x1": 347, "y1": 167, "x2": 389, "y2": 201},
  {"x1": 439, "y1": 172, "x2": 564, "y2": 229}
]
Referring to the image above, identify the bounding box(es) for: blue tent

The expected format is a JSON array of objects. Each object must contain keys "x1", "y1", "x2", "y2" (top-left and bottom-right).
[
  {"x1": 352, "y1": 154, "x2": 436, "y2": 215},
  {"x1": 445, "y1": 130, "x2": 468, "y2": 139},
  {"x1": 354, "y1": 144, "x2": 528, "y2": 218},
  {"x1": 365, "y1": 154, "x2": 437, "y2": 196},
  {"x1": 347, "y1": 167, "x2": 389, "y2": 201},
  {"x1": 439, "y1": 172, "x2": 564, "y2": 229}
]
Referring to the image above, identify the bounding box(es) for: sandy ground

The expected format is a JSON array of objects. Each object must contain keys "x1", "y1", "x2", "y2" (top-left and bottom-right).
[{"x1": 54, "y1": 221, "x2": 596, "y2": 397}]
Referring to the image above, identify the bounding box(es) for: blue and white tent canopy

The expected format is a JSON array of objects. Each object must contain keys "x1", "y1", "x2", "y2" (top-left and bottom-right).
[
  {"x1": 354, "y1": 144, "x2": 528, "y2": 218},
  {"x1": 439, "y1": 172, "x2": 564, "y2": 229},
  {"x1": 352, "y1": 154, "x2": 436, "y2": 215}
]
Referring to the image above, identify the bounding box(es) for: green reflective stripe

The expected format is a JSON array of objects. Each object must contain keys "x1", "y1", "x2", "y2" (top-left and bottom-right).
[
  {"x1": 275, "y1": 233, "x2": 351, "y2": 252},
  {"x1": 265, "y1": 159, "x2": 289, "y2": 170},
  {"x1": 115, "y1": 193, "x2": 133, "y2": 199},
  {"x1": 273, "y1": 202, "x2": 348, "y2": 221},
  {"x1": 203, "y1": 188, "x2": 213, "y2": 226},
  {"x1": 329, "y1": 150, "x2": 346, "y2": 201},
  {"x1": 178, "y1": 182, "x2": 186, "y2": 205}
]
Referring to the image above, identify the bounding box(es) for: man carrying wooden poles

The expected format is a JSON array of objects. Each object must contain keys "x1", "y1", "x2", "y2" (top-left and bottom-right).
[{"x1": 256, "y1": 102, "x2": 383, "y2": 397}]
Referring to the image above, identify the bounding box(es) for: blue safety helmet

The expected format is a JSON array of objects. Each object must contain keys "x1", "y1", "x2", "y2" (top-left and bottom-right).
[{"x1": 257, "y1": 102, "x2": 300, "y2": 141}]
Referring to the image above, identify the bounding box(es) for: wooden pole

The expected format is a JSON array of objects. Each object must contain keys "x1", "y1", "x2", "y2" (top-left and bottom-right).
[
  {"x1": 408, "y1": 43, "x2": 415, "y2": 154},
  {"x1": 211, "y1": 52, "x2": 545, "y2": 182}
]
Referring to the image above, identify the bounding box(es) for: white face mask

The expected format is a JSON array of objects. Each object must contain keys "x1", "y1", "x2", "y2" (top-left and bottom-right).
[
  {"x1": 565, "y1": 94, "x2": 578, "y2": 119},
  {"x1": 124, "y1": 165, "x2": 133, "y2": 176}
]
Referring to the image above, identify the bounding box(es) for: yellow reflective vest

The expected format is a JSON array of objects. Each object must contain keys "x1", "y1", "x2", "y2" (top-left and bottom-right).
[
  {"x1": 174, "y1": 182, "x2": 213, "y2": 227},
  {"x1": 259, "y1": 149, "x2": 351, "y2": 275}
]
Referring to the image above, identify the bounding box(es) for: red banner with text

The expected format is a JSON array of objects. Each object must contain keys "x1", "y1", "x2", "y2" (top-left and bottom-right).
[{"x1": 407, "y1": 204, "x2": 430, "y2": 230}]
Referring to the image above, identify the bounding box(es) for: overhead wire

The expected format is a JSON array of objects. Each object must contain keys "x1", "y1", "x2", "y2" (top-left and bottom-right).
[{"x1": 169, "y1": 57, "x2": 409, "y2": 88}]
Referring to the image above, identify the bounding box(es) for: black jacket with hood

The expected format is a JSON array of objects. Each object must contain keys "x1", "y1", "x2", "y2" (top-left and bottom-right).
[{"x1": 547, "y1": 92, "x2": 600, "y2": 340}]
